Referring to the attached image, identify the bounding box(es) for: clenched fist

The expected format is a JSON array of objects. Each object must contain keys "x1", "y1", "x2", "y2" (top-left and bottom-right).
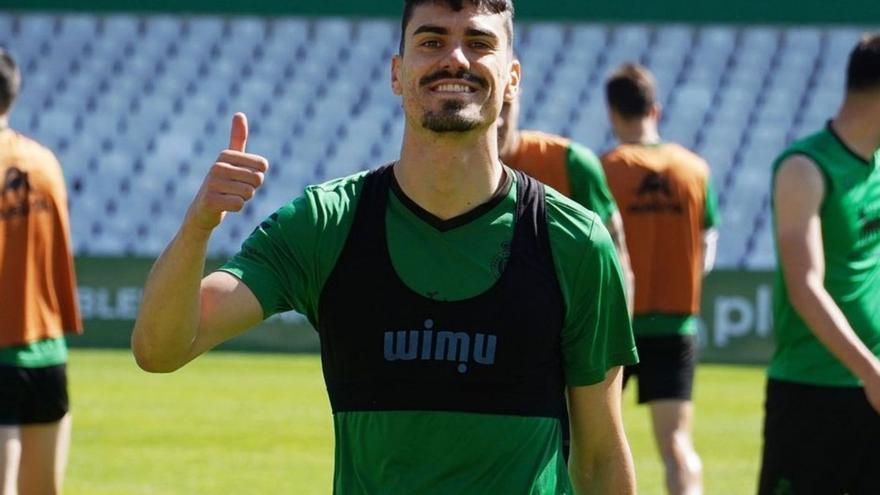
[{"x1": 183, "y1": 113, "x2": 269, "y2": 233}]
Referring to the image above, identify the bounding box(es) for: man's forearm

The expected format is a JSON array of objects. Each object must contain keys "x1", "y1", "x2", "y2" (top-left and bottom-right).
[
  {"x1": 131, "y1": 226, "x2": 211, "y2": 372},
  {"x1": 132, "y1": 113, "x2": 267, "y2": 372},
  {"x1": 568, "y1": 369, "x2": 637, "y2": 495},
  {"x1": 792, "y1": 279, "x2": 880, "y2": 381},
  {"x1": 570, "y1": 444, "x2": 637, "y2": 495}
]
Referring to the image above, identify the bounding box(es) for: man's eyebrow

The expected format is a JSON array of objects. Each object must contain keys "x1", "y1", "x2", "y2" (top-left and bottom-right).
[
  {"x1": 412, "y1": 25, "x2": 448, "y2": 37},
  {"x1": 466, "y1": 28, "x2": 498, "y2": 40}
]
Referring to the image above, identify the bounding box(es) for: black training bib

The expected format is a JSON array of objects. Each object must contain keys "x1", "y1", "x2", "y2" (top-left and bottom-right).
[{"x1": 317, "y1": 165, "x2": 566, "y2": 418}]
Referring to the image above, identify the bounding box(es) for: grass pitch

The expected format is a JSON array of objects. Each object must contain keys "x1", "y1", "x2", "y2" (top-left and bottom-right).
[{"x1": 66, "y1": 349, "x2": 764, "y2": 494}]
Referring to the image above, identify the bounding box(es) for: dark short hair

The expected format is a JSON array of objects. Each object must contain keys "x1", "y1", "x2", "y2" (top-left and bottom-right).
[
  {"x1": 399, "y1": 0, "x2": 514, "y2": 55},
  {"x1": 0, "y1": 48, "x2": 20, "y2": 115},
  {"x1": 846, "y1": 33, "x2": 880, "y2": 92},
  {"x1": 605, "y1": 62, "x2": 657, "y2": 119}
]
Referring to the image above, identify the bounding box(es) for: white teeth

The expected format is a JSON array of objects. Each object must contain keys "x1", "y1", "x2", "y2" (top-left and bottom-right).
[{"x1": 436, "y1": 83, "x2": 473, "y2": 93}]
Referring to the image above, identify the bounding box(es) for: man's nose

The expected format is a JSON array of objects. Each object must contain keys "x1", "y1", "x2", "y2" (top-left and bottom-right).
[{"x1": 441, "y1": 44, "x2": 470, "y2": 72}]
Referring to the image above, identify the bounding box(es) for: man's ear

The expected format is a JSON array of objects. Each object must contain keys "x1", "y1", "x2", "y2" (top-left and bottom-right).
[
  {"x1": 650, "y1": 103, "x2": 662, "y2": 122},
  {"x1": 391, "y1": 55, "x2": 403, "y2": 96},
  {"x1": 608, "y1": 108, "x2": 623, "y2": 131},
  {"x1": 503, "y1": 58, "x2": 521, "y2": 102}
]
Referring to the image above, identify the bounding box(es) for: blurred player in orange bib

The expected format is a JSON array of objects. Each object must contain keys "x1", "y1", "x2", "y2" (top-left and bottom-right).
[
  {"x1": 499, "y1": 82, "x2": 634, "y2": 310},
  {"x1": 602, "y1": 62, "x2": 720, "y2": 495},
  {"x1": 0, "y1": 48, "x2": 82, "y2": 494}
]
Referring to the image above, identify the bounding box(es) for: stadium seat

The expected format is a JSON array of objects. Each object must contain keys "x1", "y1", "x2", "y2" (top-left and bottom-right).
[{"x1": 6, "y1": 14, "x2": 865, "y2": 267}]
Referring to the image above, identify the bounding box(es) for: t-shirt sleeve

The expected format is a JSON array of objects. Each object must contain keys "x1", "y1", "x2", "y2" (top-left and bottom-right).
[
  {"x1": 218, "y1": 177, "x2": 361, "y2": 325},
  {"x1": 565, "y1": 142, "x2": 618, "y2": 224},
  {"x1": 218, "y1": 194, "x2": 321, "y2": 323},
  {"x1": 561, "y1": 220, "x2": 638, "y2": 386},
  {"x1": 704, "y1": 178, "x2": 720, "y2": 229}
]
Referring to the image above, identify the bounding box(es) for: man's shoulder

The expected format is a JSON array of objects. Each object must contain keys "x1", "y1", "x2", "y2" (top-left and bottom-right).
[
  {"x1": 606, "y1": 143, "x2": 708, "y2": 174},
  {"x1": 300, "y1": 168, "x2": 375, "y2": 210},
  {"x1": 268, "y1": 168, "x2": 372, "y2": 231},
  {"x1": 773, "y1": 128, "x2": 835, "y2": 171},
  {"x1": 662, "y1": 143, "x2": 711, "y2": 176},
  {"x1": 519, "y1": 130, "x2": 571, "y2": 153},
  {"x1": 1, "y1": 130, "x2": 65, "y2": 194},
  {"x1": 785, "y1": 127, "x2": 832, "y2": 152},
  {"x1": 600, "y1": 143, "x2": 628, "y2": 163},
  {"x1": 305, "y1": 168, "x2": 371, "y2": 198},
  {"x1": 2, "y1": 130, "x2": 60, "y2": 168},
  {"x1": 543, "y1": 185, "x2": 603, "y2": 243}
]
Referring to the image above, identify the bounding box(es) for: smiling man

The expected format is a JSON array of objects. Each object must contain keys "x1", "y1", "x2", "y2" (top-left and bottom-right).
[{"x1": 131, "y1": 1, "x2": 638, "y2": 493}]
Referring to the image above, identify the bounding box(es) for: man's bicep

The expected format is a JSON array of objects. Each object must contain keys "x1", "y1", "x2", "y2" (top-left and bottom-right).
[
  {"x1": 189, "y1": 271, "x2": 265, "y2": 359},
  {"x1": 774, "y1": 155, "x2": 826, "y2": 286},
  {"x1": 567, "y1": 367, "x2": 626, "y2": 455},
  {"x1": 568, "y1": 366, "x2": 624, "y2": 420},
  {"x1": 605, "y1": 211, "x2": 628, "y2": 255}
]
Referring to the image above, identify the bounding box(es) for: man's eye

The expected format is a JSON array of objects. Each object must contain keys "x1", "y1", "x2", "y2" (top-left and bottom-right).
[
  {"x1": 421, "y1": 40, "x2": 442, "y2": 48},
  {"x1": 471, "y1": 41, "x2": 491, "y2": 49}
]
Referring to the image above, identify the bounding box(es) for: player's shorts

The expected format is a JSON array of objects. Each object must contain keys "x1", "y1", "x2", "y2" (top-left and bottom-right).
[
  {"x1": 758, "y1": 378, "x2": 880, "y2": 495},
  {"x1": 0, "y1": 364, "x2": 69, "y2": 426},
  {"x1": 623, "y1": 335, "x2": 696, "y2": 404}
]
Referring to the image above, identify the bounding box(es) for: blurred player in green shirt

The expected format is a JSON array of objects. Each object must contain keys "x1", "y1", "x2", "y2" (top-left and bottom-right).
[{"x1": 759, "y1": 33, "x2": 880, "y2": 495}]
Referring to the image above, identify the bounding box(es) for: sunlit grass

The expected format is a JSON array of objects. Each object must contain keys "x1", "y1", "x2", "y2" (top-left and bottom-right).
[{"x1": 66, "y1": 350, "x2": 764, "y2": 494}]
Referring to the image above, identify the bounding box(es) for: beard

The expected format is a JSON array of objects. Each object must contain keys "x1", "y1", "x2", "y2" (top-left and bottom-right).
[{"x1": 421, "y1": 99, "x2": 483, "y2": 133}]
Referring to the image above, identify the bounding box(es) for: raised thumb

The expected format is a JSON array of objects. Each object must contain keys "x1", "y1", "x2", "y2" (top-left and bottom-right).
[{"x1": 228, "y1": 112, "x2": 248, "y2": 152}]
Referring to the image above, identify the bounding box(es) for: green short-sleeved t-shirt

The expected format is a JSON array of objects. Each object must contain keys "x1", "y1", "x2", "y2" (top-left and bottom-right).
[
  {"x1": 566, "y1": 142, "x2": 618, "y2": 224},
  {"x1": 770, "y1": 125, "x2": 880, "y2": 387},
  {"x1": 221, "y1": 168, "x2": 637, "y2": 494}
]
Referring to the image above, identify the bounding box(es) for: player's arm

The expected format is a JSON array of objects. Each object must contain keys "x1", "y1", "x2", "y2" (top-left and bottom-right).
[
  {"x1": 775, "y1": 155, "x2": 880, "y2": 412},
  {"x1": 562, "y1": 216, "x2": 637, "y2": 493},
  {"x1": 568, "y1": 367, "x2": 637, "y2": 494},
  {"x1": 605, "y1": 211, "x2": 635, "y2": 314},
  {"x1": 701, "y1": 178, "x2": 720, "y2": 274},
  {"x1": 132, "y1": 113, "x2": 268, "y2": 373},
  {"x1": 702, "y1": 227, "x2": 718, "y2": 274}
]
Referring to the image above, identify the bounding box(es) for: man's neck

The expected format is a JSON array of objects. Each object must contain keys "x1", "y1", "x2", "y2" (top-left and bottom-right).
[
  {"x1": 498, "y1": 130, "x2": 521, "y2": 165},
  {"x1": 615, "y1": 119, "x2": 661, "y2": 146},
  {"x1": 396, "y1": 126, "x2": 504, "y2": 221},
  {"x1": 833, "y1": 98, "x2": 880, "y2": 161},
  {"x1": 0, "y1": 115, "x2": 8, "y2": 132}
]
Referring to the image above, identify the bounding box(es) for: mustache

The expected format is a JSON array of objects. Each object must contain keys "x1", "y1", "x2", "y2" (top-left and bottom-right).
[{"x1": 419, "y1": 69, "x2": 487, "y2": 88}]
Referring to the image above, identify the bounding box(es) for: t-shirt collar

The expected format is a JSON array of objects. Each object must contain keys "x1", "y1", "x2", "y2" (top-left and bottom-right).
[{"x1": 390, "y1": 166, "x2": 514, "y2": 232}]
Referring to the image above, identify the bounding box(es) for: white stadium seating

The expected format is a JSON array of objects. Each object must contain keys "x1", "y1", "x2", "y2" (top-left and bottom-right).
[{"x1": 1, "y1": 14, "x2": 871, "y2": 267}]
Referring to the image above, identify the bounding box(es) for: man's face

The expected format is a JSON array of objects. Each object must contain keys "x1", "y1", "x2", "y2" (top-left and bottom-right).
[{"x1": 392, "y1": 3, "x2": 520, "y2": 134}]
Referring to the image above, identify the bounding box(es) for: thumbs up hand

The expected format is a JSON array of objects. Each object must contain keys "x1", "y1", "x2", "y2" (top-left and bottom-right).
[{"x1": 183, "y1": 113, "x2": 269, "y2": 234}]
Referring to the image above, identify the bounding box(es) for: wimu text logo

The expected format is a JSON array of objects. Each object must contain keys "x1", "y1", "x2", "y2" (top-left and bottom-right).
[{"x1": 383, "y1": 319, "x2": 497, "y2": 373}]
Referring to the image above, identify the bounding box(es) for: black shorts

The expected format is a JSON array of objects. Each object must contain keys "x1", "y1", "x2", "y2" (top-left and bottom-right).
[
  {"x1": 623, "y1": 335, "x2": 696, "y2": 404},
  {"x1": 758, "y1": 378, "x2": 880, "y2": 495},
  {"x1": 0, "y1": 364, "x2": 69, "y2": 426}
]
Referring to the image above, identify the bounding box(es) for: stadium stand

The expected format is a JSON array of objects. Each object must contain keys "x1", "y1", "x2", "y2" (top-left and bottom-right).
[{"x1": 0, "y1": 14, "x2": 864, "y2": 267}]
